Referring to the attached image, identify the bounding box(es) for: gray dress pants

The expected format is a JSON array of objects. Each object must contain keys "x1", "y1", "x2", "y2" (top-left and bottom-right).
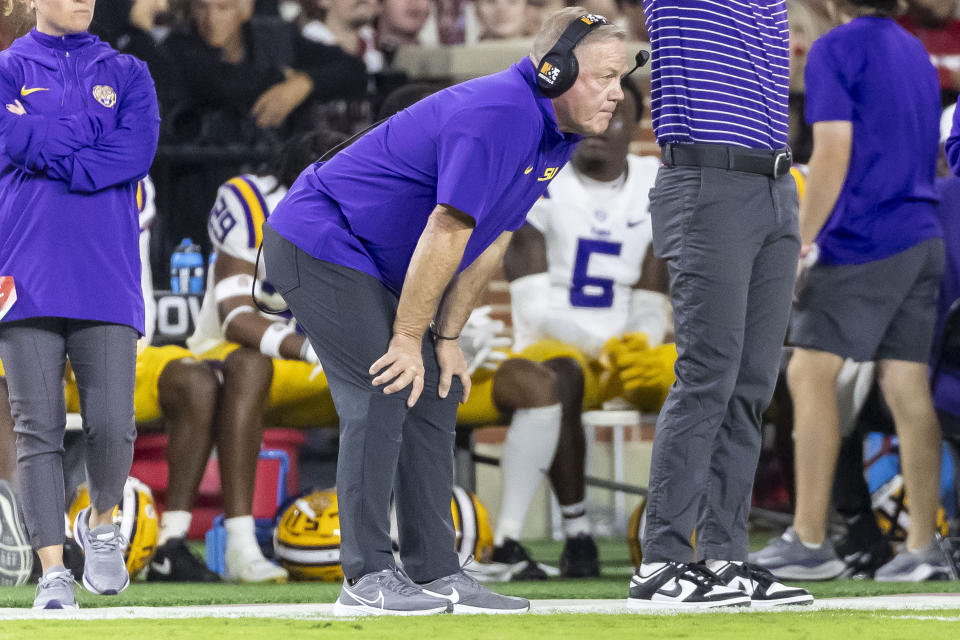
[
  {"x1": 263, "y1": 223, "x2": 462, "y2": 582},
  {"x1": 0, "y1": 318, "x2": 137, "y2": 549},
  {"x1": 641, "y1": 165, "x2": 800, "y2": 563}
]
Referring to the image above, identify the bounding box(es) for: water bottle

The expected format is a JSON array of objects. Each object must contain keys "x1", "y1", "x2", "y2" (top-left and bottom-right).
[
  {"x1": 170, "y1": 238, "x2": 204, "y2": 294},
  {"x1": 187, "y1": 242, "x2": 205, "y2": 294}
]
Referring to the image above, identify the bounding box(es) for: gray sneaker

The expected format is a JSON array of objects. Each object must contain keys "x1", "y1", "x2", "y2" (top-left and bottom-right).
[
  {"x1": 421, "y1": 568, "x2": 530, "y2": 614},
  {"x1": 0, "y1": 480, "x2": 33, "y2": 586},
  {"x1": 33, "y1": 568, "x2": 78, "y2": 610},
  {"x1": 73, "y1": 507, "x2": 129, "y2": 595},
  {"x1": 334, "y1": 568, "x2": 452, "y2": 616},
  {"x1": 875, "y1": 537, "x2": 959, "y2": 582},
  {"x1": 748, "y1": 527, "x2": 845, "y2": 580}
]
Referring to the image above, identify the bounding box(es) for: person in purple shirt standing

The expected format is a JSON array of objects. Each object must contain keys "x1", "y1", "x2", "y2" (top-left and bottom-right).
[
  {"x1": 752, "y1": 0, "x2": 951, "y2": 583},
  {"x1": 0, "y1": 0, "x2": 159, "y2": 609},
  {"x1": 264, "y1": 7, "x2": 628, "y2": 616},
  {"x1": 629, "y1": 0, "x2": 811, "y2": 609}
]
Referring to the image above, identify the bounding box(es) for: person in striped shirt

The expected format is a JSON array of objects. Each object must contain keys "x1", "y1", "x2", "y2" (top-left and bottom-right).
[{"x1": 628, "y1": 0, "x2": 811, "y2": 608}]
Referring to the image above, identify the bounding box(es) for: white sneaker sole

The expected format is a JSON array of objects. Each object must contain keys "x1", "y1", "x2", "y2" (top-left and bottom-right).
[
  {"x1": 767, "y1": 560, "x2": 846, "y2": 581},
  {"x1": 750, "y1": 594, "x2": 815, "y2": 607},
  {"x1": 33, "y1": 601, "x2": 80, "y2": 610},
  {"x1": 333, "y1": 600, "x2": 450, "y2": 616},
  {"x1": 627, "y1": 595, "x2": 751, "y2": 610},
  {"x1": 875, "y1": 563, "x2": 949, "y2": 582},
  {"x1": 452, "y1": 603, "x2": 530, "y2": 614},
  {"x1": 81, "y1": 570, "x2": 129, "y2": 596}
]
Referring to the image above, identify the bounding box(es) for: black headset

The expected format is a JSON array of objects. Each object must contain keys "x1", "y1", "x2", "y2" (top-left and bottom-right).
[{"x1": 536, "y1": 13, "x2": 650, "y2": 99}]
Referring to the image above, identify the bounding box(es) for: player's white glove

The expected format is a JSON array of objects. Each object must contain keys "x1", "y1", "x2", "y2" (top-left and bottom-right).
[{"x1": 459, "y1": 306, "x2": 511, "y2": 375}]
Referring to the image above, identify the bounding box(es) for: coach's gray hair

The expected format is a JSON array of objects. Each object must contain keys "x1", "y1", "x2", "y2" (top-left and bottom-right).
[{"x1": 529, "y1": 7, "x2": 626, "y2": 65}]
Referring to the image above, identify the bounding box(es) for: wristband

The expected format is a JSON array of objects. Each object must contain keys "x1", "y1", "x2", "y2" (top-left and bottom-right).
[
  {"x1": 220, "y1": 304, "x2": 256, "y2": 335},
  {"x1": 260, "y1": 323, "x2": 296, "y2": 360},
  {"x1": 429, "y1": 323, "x2": 460, "y2": 341},
  {"x1": 300, "y1": 339, "x2": 320, "y2": 364}
]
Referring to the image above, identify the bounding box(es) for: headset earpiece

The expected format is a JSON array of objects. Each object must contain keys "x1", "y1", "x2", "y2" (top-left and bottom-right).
[{"x1": 536, "y1": 13, "x2": 608, "y2": 99}]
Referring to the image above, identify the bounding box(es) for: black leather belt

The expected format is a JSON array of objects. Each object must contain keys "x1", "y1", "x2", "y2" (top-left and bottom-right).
[{"x1": 661, "y1": 143, "x2": 792, "y2": 178}]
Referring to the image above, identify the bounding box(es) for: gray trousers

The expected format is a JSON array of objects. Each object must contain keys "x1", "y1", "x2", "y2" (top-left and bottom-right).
[
  {"x1": 642, "y1": 165, "x2": 800, "y2": 562},
  {"x1": 0, "y1": 318, "x2": 137, "y2": 549},
  {"x1": 263, "y1": 224, "x2": 462, "y2": 582}
]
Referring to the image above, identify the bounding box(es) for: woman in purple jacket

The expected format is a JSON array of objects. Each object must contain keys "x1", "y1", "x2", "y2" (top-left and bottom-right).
[{"x1": 0, "y1": 0, "x2": 159, "y2": 609}]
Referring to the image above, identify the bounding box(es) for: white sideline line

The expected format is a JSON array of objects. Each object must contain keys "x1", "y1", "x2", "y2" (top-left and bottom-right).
[{"x1": 2, "y1": 595, "x2": 960, "y2": 620}]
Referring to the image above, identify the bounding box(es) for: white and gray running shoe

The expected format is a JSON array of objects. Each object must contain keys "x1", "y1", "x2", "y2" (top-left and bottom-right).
[
  {"x1": 0, "y1": 480, "x2": 33, "y2": 586},
  {"x1": 73, "y1": 507, "x2": 129, "y2": 595},
  {"x1": 748, "y1": 527, "x2": 846, "y2": 581},
  {"x1": 334, "y1": 568, "x2": 452, "y2": 616},
  {"x1": 420, "y1": 566, "x2": 530, "y2": 614},
  {"x1": 627, "y1": 562, "x2": 751, "y2": 609},
  {"x1": 33, "y1": 568, "x2": 78, "y2": 610},
  {"x1": 875, "y1": 536, "x2": 959, "y2": 582},
  {"x1": 712, "y1": 561, "x2": 814, "y2": 607}
]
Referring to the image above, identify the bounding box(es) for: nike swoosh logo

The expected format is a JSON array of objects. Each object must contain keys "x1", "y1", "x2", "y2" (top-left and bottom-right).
[
  {"x1": 344, "y1": 587, "x2": 385, "y2": 609},
  {"x1": 20, "y1": 86, "x2": 48, "y2": 96},
  {"x1": 422, "y1": 587, "x2": 460, "y2": 603},
  {"x1": 626, "y1": 220, "x2": 645, "y2": 228},
  {"x1": 151, "y1": 558, "x2": 172, "y2": 575},
  {"x1": 659, "y1": 579, "x2": 683, "y2": 598}
]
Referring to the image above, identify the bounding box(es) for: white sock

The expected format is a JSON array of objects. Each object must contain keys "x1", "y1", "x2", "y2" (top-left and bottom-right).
[
  {"x1": 225, "y1": 515, "x2": 264, "y2": 565},
  {"x1": 493, "y1": 403, "x2": 562, "y2": 546},
  {"x1": 158, "y1": 510, "x2": 192, "y2": 546},
  {"x1": 800, "y1": 539, "x2": 823, "y2": 550},
  {"x1": 639, "y1": 562, "x2": 666, "y2": 577},
  {"x1": 560, "y1": 501, "x2": 591, "y2": 538}
]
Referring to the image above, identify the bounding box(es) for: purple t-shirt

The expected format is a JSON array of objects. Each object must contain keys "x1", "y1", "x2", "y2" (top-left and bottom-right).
[
  {"x1": 932, "y1": 176, "x2": 960, "y2": 418},
  {"x1": 268, "y1": 58, "x2": 580, "y2": 294},
  {"x1": 805, "y1": 17, "x2": 941, "y2": 265}
]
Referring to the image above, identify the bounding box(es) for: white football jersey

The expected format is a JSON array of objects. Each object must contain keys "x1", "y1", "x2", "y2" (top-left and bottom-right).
[
  {"x1": 515, "y1": 154, "x2": 660, "y2": 352},
  {"x1": 188, "y1": 174, "x2": 291, "y2": 355},
  {"x1": 138, "y1": 176, "x2": 157, "y2": 346}
]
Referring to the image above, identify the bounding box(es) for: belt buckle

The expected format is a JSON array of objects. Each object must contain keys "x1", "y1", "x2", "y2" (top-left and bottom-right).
[{"x1": 773, "y1": 151, "x2": 792, "y2": 178}]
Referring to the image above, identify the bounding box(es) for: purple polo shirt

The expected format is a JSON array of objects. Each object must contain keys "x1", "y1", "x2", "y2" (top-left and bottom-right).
[
  {"x1": 268, "y1": 57, "x2": 580, "y2": 294},
  {"x1": 804, "y1": 17, "x2": 941, "y2": 265}
]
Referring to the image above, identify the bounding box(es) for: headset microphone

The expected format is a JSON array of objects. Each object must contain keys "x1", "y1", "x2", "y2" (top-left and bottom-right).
[{"x1": 624, "y1": 50, "x2": 650, "y2": 78}]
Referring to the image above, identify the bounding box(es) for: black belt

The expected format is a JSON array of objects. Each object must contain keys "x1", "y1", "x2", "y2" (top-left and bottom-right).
[{"x1": 661, "y1": 143, "x2": 792, "y2": 179}]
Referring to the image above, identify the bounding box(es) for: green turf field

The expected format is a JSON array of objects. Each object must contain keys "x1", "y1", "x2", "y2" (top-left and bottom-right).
[
  {"x1": 3, "y1": 610, "x2": 960, "y2": 640},
  {"x1": 0, "y1": 537, "x2": 958, "y2": 608}
]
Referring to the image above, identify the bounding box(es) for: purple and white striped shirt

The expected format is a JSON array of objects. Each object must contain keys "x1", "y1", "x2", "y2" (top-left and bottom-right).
[{"x1": 641, "y1": 0, "x2": 790, "y2": 150}]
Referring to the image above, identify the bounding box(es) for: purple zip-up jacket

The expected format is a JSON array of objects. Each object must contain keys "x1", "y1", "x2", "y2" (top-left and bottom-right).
[{"x1": 0, "y1": 29, "x2": 159, "y2": 333}]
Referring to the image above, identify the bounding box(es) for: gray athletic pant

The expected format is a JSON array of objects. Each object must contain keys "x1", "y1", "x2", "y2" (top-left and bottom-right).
[
  {"x1": 0, "y1": 318, "x2": 137, "y2": 549},
  {"x1": 642, "y1": 165, "x2": 800, "y2": 563},
  {"x1": 263, "y1": 224, "x2": 462, "y2": 582}
]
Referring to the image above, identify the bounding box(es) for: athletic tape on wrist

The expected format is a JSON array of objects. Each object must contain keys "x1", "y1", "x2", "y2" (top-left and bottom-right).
[
  {"x1": 214, "y1": 274, "x2": 255, "y2": 303},
  {"x1": 220, "y1": 304, "x2": 256, "y2": 336},
  {"x1": 260, "y1": 323, "x2": 296, "y2": 360},
  {"x1": 300, "y1": 339, "x2": 320, "y2": 364}
]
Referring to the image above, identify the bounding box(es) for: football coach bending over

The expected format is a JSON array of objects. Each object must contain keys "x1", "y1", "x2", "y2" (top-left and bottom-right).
[{"x1": 263, "y1": 7, "x2": 628, "y2": 616}]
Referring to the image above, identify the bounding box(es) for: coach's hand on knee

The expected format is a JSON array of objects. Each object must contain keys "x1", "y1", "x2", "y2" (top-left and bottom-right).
[
  {"x1": 370, "y1": 333, "x2": 425, "y2": 407},
  {"x1": 436, "y1": 339, "x2": 471, "y2": 403}
]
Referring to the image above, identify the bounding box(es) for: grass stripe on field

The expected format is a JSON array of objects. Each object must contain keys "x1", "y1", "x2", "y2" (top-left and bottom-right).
[{"x1": 3, "y1": 610, "x2": 960, "y2": 640}]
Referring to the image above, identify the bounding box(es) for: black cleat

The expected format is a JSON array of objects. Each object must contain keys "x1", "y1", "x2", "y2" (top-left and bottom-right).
[
  {"x1": 491, "y1": 538, "x2": 548, "y2": 581},
  {"x1": 147, "y1": 537, "x2": 221, "y2": 582},
  {"x1": 560, "y1": 534, "x2": 600, "y2": 578}
]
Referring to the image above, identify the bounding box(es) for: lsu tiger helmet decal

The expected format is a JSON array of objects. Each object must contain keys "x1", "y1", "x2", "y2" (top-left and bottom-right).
[
  {"x1": 451, "y1": 485, "x2": 494, "y2": 564},
  {"x1": 68, "y1": 477, "x2": 159, "y2": 576},
  {"x1": 273, "y1": 488, "x2": 342, "y2": 582}
]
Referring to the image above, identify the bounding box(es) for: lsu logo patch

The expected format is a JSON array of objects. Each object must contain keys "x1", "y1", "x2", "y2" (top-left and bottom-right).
[
  {"x1": 537, "y1": 167, "x2": 558, "y2": 182},
  {"x1": 92, "y1": 85, "x2": 117, "y2": 108},
  {"x1": 580, "y1": 14, "x2": 607, "y2": 26}
]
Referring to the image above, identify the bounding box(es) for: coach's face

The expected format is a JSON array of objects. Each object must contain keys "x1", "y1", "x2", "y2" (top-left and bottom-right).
[{"x1": 552, "y1": 38, "x2": 627, "y2": 136}]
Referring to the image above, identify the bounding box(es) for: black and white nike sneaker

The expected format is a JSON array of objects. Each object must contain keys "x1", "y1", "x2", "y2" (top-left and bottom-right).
[
  {"x1": 711, "y1": 561, "x2": 813, "y2": 607},
  {"x1": 627, "y1": 562, "x2": 751, "y2": 609},
  {"x1": 146, "y1": 538, "x2": 221, "y2": 582}
]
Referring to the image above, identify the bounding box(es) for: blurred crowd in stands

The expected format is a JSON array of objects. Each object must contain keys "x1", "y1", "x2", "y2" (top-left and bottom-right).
[{"x1": 2, "y1": 0, "x2": 958, "y2": 282}]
